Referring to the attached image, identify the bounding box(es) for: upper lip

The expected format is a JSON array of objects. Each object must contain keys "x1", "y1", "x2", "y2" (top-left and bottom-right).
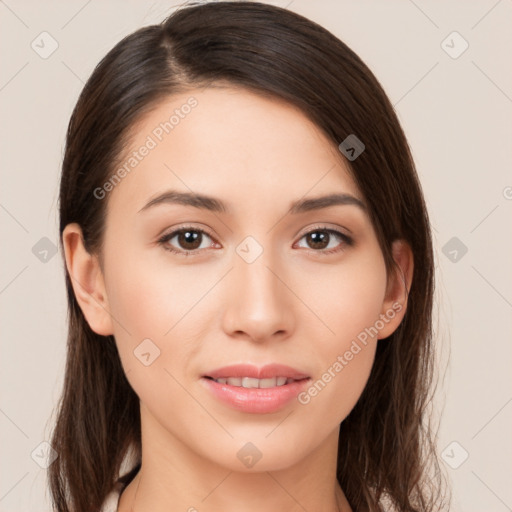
[{"x1": 203, "y1": 364, "x2": 310, "y2": 380}]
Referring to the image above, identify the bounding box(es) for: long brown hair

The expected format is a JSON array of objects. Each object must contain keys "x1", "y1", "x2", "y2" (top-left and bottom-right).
[{"x1": 49, "y1": 2, "x2": 448, "y2": 510}]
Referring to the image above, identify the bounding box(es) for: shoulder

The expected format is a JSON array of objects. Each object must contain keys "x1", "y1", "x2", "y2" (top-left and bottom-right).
[
  {"x1": 99, "y1": 480, "x2": 125, "y2": 512},
  {"x1": 100, "y1": 460, "x2": 141, "y2": 511}
]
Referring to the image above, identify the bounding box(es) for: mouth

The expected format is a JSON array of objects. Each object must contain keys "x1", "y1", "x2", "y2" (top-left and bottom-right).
[
  {"x1": 201, "y1": 364, "x2": 311, "y2": 414},
  {"x1": 203, "y1": 363, "x2": 310, "y2": 381},
  {"x1": 203, "y1": 376, "x2": 305, "y2": 388}
]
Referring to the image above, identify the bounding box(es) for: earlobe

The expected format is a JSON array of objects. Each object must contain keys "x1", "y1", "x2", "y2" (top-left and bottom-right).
[
  {"x1": 377, "y1": 239, "x2": 414, "y2": 340},
  {"x1": 62, "y1": 223, "x2": 114, "y2": 336}
]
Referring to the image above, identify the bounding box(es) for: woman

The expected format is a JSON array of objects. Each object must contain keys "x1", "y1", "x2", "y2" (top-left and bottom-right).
[{"x1": 49, "y1": 1, "x2": 448, "y2": 511}]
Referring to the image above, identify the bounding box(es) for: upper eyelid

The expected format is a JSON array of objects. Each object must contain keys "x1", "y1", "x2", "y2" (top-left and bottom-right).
[
  {"x1": 159, "y1": 225, "x2": 216, "y2": 242},
  {"x1": 295, "y1": 223, "x2": 352, "y2": 239},
  {"x1": 160, "y1": 223, "x2": 351, "y2": 238}
]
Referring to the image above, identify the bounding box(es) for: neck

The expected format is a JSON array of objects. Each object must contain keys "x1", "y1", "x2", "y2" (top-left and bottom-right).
[
  {"x1": 117, "y1": 406, "x2": 352, "y2": 512},
  {"x1": 121, "y1": 468, "x2": 350, "y2": 512}
]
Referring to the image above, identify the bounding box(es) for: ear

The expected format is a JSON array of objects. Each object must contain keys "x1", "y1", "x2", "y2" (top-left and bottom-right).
[
  {"x1": 62, "y1": 223, "x2": 114, "y2": 336},
  {"x1": 377, "y1": 239, "x2": 414, "y2": 340}
]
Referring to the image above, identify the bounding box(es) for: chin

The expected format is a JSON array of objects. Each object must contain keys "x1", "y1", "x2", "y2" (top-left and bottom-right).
[{"x1": 196, "y1": 431, "x2": 318, "y2": 473}]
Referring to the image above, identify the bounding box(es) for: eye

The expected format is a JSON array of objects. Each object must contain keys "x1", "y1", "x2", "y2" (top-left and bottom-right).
[
  {"x1": 157, "y1": 226, "x2": 218, "y2": 256},
  {"x1": 157, "y1": 225, "x2": 353, "y2": 257},
  {"x1": 294, "y1": 226, "x2": 353, "y2": 255}
]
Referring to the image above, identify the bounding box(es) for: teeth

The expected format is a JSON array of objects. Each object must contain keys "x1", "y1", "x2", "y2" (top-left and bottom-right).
[
  {"x1": 259, "y1": 377, "x2": 277, "y2": 389},
  {"x1": 213, "y1": 376, "x2": 294, "y2": 388},
  {"x1": 242, "y1": 377, "x2": 260, "y2": 388}
]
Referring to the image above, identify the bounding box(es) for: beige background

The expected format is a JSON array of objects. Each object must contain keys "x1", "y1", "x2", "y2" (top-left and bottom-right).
[{"x1": 1, "y1": 1, "x2": 511, "y2": 510}]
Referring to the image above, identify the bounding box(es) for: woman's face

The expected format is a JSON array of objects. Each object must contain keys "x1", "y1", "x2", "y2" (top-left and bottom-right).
[{"x1": 67, "y1": 86, "x2": 409, "y2": 473}]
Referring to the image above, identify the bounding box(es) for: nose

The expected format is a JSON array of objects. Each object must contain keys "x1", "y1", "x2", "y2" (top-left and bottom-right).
[{"x1": 221, "y1": 246, "x2": 295, "y2": 344}]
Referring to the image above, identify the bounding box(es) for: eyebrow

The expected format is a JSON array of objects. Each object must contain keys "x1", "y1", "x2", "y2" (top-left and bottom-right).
[{"x1": 137, "y1": 189, "x2": 366, "y2": 215}]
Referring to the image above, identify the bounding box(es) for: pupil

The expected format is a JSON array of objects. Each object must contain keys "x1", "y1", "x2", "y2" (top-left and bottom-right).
[
  {"x1": 179, "y1": 230, "x2": 201, "y2": 250},
  {"x1": 308, "y1": 231, "x2": 328, "y2": 249}
]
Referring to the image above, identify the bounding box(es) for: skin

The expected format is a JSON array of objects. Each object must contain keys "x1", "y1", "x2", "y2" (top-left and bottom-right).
[{"x1": 63, "y1": 86, "x2": 413, "y2": 512}]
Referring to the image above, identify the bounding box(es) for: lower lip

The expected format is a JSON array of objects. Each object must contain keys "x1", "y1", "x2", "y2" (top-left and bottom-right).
[{"x1": 201, "y1": 377, "x2": 310, "y2": 414}]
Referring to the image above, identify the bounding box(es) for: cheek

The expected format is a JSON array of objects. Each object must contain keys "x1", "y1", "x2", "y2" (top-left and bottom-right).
[
  {"x1": 104, "y1": 260, "x2": 197, "y2": 414},
  {"x1": 296, "y1": 251, "x2": 386, "y2": 419},
  {"x1": 303, "y1": 247, "x2": 388, "y2": 341},
  {"x1": 103, "y1": 244, "x2": 229, "y2": 399},
  {"x1": 102, "y1": 244, "x2": 199, "y2": 381},
  {"x1": 105, "y1": 245, "x2": 203, "y2": 337}
]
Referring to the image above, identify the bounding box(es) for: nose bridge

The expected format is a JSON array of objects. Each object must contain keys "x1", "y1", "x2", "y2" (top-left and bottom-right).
[{"x1": 222, "y1": 236, "x2": 293, "y2": 341}]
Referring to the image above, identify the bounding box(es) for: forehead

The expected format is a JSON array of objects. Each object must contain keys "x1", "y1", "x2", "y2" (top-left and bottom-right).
[{"x1": 106, "y1": 86, "x2": 361, "y2": 217}]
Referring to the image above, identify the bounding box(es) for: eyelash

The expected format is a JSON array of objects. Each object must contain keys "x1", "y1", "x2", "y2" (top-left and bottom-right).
[{"x1": 157, "y1": 224, "x2": 354, "y2": 257}]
